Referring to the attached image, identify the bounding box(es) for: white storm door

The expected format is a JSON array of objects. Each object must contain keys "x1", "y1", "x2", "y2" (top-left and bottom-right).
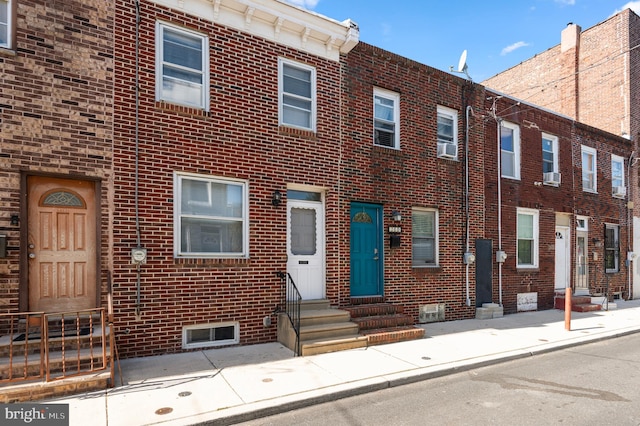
[
  {"x1": 287, "y1": 199, "x2": 325, "y2": 300},
  {"x1": 555, "y1": 226, "x2": 570, "y2": 290}
]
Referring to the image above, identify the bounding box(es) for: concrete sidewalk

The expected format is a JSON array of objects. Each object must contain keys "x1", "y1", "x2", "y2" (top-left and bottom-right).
[{"x1": 45, "y1": 300, "x2": 640, "y2": 426}]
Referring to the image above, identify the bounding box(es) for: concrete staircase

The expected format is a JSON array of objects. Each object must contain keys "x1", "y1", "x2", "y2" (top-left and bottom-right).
[
  {"x1": 0, "y1": 315, "x2": 113, "y2": 402},
  {"x1": 277, "y1": 299, "x2": 368, "y2": 356},
  {"x1": 554, "y1": 292, "x2": 602, "y2": 312},
  {"x1": 343, "y1": 297, "x2": 425, "y2": 345}
]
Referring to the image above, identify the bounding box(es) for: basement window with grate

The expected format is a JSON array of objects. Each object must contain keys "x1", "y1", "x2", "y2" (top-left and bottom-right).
[{"x1": 182, "y1": 322, "x2": 239, "y2": 349}]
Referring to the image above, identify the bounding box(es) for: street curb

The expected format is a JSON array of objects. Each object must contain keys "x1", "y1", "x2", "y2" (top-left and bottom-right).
[{"x1": 204, "y1": 327, "x2": 640, "y2": 426}]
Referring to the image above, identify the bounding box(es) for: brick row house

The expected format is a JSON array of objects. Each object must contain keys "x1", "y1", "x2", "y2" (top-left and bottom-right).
[
  {"x1": 0, "y1": 0, "x2": 634, "y2": 397},
  {"x1": 484, "y1": 8, "x2": 640, "y2": 300}
]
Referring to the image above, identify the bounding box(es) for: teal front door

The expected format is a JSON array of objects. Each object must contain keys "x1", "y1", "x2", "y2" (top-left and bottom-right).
[{"x1": 350, "y1": 203, "x2": 383, "y2": 296}]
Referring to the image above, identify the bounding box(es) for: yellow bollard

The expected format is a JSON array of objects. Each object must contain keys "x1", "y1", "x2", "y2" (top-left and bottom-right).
[{"x1": 564, "y1": 287, "x2": 572, "y2": 331}]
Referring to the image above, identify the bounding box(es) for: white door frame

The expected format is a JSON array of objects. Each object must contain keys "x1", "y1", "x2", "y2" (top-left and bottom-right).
[
  {"x1": 286, "y1": 198, "x2": 325, "y2": 300},
  {"x1": 555, "y1": 226, "x2": 570, "y2": 291}
]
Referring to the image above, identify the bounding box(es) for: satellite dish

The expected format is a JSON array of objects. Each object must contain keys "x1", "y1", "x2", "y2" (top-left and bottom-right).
[{"x1": 457, "y1": 49, "x2": 468, "y2": 73}]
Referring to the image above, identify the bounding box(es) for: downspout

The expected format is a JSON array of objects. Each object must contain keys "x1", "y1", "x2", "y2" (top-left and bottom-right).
[
  {"x1": 627, "y1": 151, "x2": 636, "y2": 300},
  {"x1": 464, "y1": 105, "x2": 474, "y2": 306},
  {"x1": 497, "y1": 120, "x2": 503, "y2": 306},
  {"x1": 134, "y1": 0, "x2": 142, "y2": 318}
]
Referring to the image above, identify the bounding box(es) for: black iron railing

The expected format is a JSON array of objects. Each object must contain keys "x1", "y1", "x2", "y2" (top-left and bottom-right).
[{"x1": 277, "y1": 271, "x2": 301, "y2": 356}]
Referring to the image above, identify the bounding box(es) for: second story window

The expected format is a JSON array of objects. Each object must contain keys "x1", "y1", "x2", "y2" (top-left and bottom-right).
[
  {"x1": 542, "y1": 133, "x2": 560, "y2": 185},
  {"x1": 437, "y1": 106, "x2": 458, "y2": 159},
  {"x1": 500, "y1": 121, "x2": 520, "y2": 179},
  {"x1": 581, "y1": 145, "x2": 597, "y2": 193},
  {"x1": 156, "y1": 22, "x2": 209, "y2": 110},
  {"x1": 373, "y1": 88, "x2": 399, "y2": 149},
  {"x1": 279, "y1": 58, "x2": 316, "y2": 131},
  {"x1": 611, "y1": 154, "x2": 626, "y2": 198},
  {"x1": 0, "y1": 0, "x2": 13, "y2": 49}
]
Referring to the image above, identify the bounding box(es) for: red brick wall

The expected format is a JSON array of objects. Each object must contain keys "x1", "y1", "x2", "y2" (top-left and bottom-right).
[
  {"x1": 340, "y1": 43, "x2": 485, "y2": 321},
  {"x1": 113, "y1": 0, "x2": 343, "y2": 357},
  {"x1": 0, "y1": 0, "x2": 114, "y2": 313},
  {"x1": 483, "y1": 93, "x2": 632, "y2": 311}
]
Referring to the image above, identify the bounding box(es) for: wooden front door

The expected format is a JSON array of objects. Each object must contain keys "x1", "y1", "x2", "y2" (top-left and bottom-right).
[{"x1": 27, "y1": 176, "x2": 98, "y2": 312}]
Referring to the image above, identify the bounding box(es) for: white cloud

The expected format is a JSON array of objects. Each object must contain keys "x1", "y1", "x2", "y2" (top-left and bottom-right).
[
  {"x1": 501, "y1": 41, "x2": 531, "y2": 56},
  {"x1": 284, "y1": 0, "x2": 320, "y2": 9},
  {"x1": 613, "y1": 1, "x2": 640, "y2": 15},
  {"x1": 555, "y1": 0, "x2": 576, "y2": 5}
]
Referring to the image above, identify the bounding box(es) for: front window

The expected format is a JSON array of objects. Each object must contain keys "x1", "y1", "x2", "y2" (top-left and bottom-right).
[
  {"x1": 611, "y1": 154, "x2": 625, "y2": 197},
  {"x1": 0, "y1": 0, "x2": 12, "y2": 49},
  {"x1": 517, "y1": 208, "x2": 539, "y2": 268},
  {"x1": 542, "y1": 133, "x2": 560, "y2": 184},
  {"x1": 605, "y1": 224, "x2": 619, "y2": 273},
  {"x1": 374, "y1": 88, "x2": 400, "y2": 149},
  {"x1": 412, "y1": 208, "x2": 438, "y2": 267},
  {"x1": 174, "y1": 173, "x2": 248, "y2": 257},
  {"x1": 581, "y1": 145, "x2": 597, "y2": 192},
  {"x1": 501, "y1": 121, "x2": 520, "y2": 179},
  {"x1": 156, "y1": 22, "x2": 209, "y2": 110},
  {"x1": 437, "y1": 106, "x2": 458, "y2": 159},
  {"x1": 279, "y1": 58, "x2": 316, "y2": 131}
]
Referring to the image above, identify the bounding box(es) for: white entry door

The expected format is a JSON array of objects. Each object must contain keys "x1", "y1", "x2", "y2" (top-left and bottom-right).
[
  {"x1": 555, "y1": 226, "x2": 570, "y2": 290},
  {"x1": 287, "y1": 197, "x2": 325, "y2": 300}
]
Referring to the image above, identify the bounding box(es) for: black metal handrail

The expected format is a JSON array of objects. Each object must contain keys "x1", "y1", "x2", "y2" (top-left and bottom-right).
[{"x1": 277, "y1": 271, "x2": 301, "y2": 356}]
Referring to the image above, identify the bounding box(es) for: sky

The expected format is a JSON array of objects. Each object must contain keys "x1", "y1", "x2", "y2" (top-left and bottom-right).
[{"x1": 285, "y1": 0, "x2": 640, "y2": 82}]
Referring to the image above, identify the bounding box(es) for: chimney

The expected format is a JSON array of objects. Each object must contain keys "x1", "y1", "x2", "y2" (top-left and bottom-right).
[{"x1": 561, "y1": 22, "x2": 581, "y2": 53}]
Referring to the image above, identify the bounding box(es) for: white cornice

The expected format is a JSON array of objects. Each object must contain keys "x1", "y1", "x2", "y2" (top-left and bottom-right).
[{"x1": 149, "y1": 0, "x2": 359, "y2": 61}]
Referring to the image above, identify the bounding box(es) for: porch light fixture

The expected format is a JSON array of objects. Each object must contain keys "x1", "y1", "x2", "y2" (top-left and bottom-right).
[
  {"x1": 391, "y1": 210, "x2": 402, "y2": 221},
  {"x1": 271, "y1": 190, "x2": 282, "y2": 206},
  {"x1": 10, "y1": 215, "x2": 19, "y2": 226}
]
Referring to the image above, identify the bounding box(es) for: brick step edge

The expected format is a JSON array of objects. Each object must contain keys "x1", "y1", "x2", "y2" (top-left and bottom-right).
[
  {"x1": 352, "y1": 314, "x2": 414, "y2": 331},
  {"x1": 343, "y1": 303, "x2": 405, "y2": 318},
  {"x1": 361, "y1": 326, "x2": 425, "y2": 346}
]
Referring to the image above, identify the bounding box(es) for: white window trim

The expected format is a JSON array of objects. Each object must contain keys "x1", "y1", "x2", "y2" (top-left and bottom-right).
[
  {"x1": 576, "y1": 215, "x2": 589, "y2": 232},
  {"x1": 611, "y1": 154, "x2": 625, "y2": 197},
  {"x1": 0, "y1": 0, "x2": 13, "y2": 50},
  {"x1": 517, "y1": 207, "x2": 539, "y2": 269},
  {"x1": 182, "y1": 322, "x2": 239, "y2": 349},
  {"x1": 373, "y1": 87, "x2": 400, "y2": 149},
  {"x1": 604, "y1": 223, "x2": 620, "y2": 273},
  {"x1": 173, "y1": 172, "x2": 249, "y2": 258},
  {"x1": 437, "y1": 105, "x2": 458, "y2": 159},
  {"x1": 500, "y1": 121, "x2": 521, "y2": 180},
  {"x1": 278, "y1": 57, "x2": 317, "y2": 131},
  {"x1": 411, "y1": 208, "x2": 439, "y2": 268},
  {"x1": 155, "y1": 21, "x2": 210, "y2": 110},
  {"x1": 581, "y1": 145, "x2": 597, "y2": 193}
]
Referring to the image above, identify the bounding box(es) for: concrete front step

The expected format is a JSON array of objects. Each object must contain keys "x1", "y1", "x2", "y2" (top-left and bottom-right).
[
  {"x1": 299, "y1": 321, "x2": 359, "y2": 342},
  {"x1": 301, "y1": 335, "x2": 368, "y2": 356},
  {"x1": 300, "y1": 309, "x2": 351, "y2": 327}
]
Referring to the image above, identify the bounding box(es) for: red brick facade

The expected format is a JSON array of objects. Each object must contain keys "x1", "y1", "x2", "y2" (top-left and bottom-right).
[
  {"x1": 0, "y1": 0, "x2": 114, "y2": 314},
  {"x1": 1, "y1": 0, "x2": 634, "y2": 360}
]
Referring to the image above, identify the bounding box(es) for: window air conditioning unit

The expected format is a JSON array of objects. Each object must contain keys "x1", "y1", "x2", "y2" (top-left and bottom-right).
[
  {"x1": 437, "y1": 143, "x2": 457, "y2": 159},
  {"x1": 613, "y1": 186, "x2": 627, "y2": 197},
  {"x1": 543, "y1": 172, "x2": 561, "y2": 185}
]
